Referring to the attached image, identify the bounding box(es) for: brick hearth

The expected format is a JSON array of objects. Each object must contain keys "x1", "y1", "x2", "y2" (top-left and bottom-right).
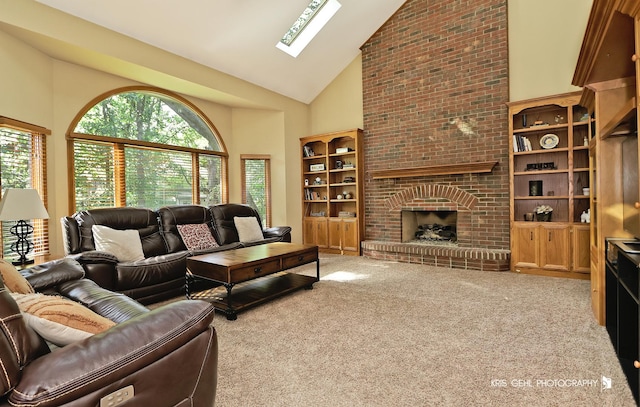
[
  {"x1": 360, "y1": 0, "x2": 510, "y2": 272},
  {"x1": 361, "y1": 241, "x2": 510, "y2": 272}
]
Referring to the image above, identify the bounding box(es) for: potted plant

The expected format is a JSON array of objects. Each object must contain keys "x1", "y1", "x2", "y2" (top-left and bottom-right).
[{"x1": 534, "y1": 205, "x2": 553, "y2": 222}]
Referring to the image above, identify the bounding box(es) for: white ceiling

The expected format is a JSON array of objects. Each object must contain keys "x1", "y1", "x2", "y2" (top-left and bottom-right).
[{"x1": 35, "y1": 0, "x2": 407, "y2": 104}]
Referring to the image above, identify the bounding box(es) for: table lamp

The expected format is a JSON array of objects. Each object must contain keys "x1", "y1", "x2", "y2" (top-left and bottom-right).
[{"x1": 0, "y1": 189, "x2": 49, "y2": 266}]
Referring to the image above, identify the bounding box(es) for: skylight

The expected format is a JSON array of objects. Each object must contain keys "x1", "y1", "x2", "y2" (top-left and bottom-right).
[{"x1": 276, "y1": 0, "x2": 342, "y2": 58}]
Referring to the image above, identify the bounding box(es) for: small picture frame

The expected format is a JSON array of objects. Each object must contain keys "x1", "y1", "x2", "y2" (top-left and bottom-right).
[{"x1": 310, "y1": 163, "x2": 325, "y2": 172}]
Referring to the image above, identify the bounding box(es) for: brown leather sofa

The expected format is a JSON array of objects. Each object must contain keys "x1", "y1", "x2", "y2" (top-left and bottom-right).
[
  {"x1": 61, "y1": 203, "x2": 292, "y2": 304},
  {"x1": 0, "y1": 258, "x2": 218, "y2": 407}
]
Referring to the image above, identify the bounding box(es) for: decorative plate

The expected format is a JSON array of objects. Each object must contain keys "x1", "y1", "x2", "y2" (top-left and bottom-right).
[{"x1": 540, "y1": 133, "x2": 559, "y2": 149}]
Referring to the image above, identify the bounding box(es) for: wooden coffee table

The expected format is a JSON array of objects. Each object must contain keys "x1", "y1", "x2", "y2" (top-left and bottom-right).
[{"x1": 186, "y1": 242, "x2": 319, "y2": 320}]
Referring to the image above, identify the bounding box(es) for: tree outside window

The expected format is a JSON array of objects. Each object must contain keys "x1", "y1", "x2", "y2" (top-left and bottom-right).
[
  {"x1": 69, "y1": 87, "x2": 228, "y2": 211},
  {"x1": 241, "y1": 155, "x2": 271, "y2": 228}
]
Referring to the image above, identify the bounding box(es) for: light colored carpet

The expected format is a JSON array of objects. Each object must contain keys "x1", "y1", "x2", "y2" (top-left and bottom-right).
[{"x1": 192, "y1": 254, "x2": 635, "y2": 406}]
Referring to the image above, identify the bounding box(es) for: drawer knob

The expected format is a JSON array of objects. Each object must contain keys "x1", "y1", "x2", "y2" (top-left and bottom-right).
[
  {"x1": 635, "y1": 202, "x2": 640, "y2": 209},
  {"x1": 635, "y1": 361, "x2": 640, "y2": 369},
  {"x1": 254, "y1": 267, "x2": 262, "y2": 274},
  {"x1": 298, "y1": 255, "x2": 304, "y2": 261},
  {"x1": 633, "y1": 54, "x2": 638, "y2": 62}
]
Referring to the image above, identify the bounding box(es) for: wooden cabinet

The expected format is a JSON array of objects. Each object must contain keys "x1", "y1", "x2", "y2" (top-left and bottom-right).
[
  {"x1": 328, "y1": 217, "x2": 358, "y2": 252},
  {"x1": 539, "y1": 224, "x2": 571, "y2": 271},
  {"x1": 303, "y1": 217, "x2": 328, "y2": 249},
  {"x1": 511, "y1": 223, "x2": 539, "y2": 269},
  {"x1": 507, "y1": 93, "x2": 591, "y2": 279},
  {"x1": 301, "y1": 129, "x2": 363, "y2": 255},
  {"x1": 572, "y1": 0, "x2": 640, "y2": 324},
  {"x1": 572, "y1": 224, "x2": 591, "y2": 273},
  {"x1": 512, "y1": 223, "x2": 588, "y2": 276}
]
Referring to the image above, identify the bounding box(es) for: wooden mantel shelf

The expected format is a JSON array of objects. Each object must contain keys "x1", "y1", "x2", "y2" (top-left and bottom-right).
[{"x1": 371, "y1": 161, "x2": 498, "y2": 179}]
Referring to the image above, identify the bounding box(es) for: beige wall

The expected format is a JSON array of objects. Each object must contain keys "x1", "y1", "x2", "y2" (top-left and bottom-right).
[
  {"x1": 508, "y1": 0, "x2": 593, "y2": 101},
  {"x1": 310, "y1": 54, "x2": 364, "y2": 135}
]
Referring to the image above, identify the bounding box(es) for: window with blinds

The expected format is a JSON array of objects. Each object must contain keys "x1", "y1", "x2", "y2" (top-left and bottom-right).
[
  {"x1": 199, "y1": 154, "x2": 224, "y2": 206},
  {"x1": 69, "y1": 87, "x2": 228, "y2": 211},
  {"x1": 73, "y1": 141, "x2": 115, "y2": 209},
  {"x1": 0, "y1": 118, "x2": 50, "y2": 260},
  {"x1": 241, "y1": 155, "x2": 271, "y2": 227}
]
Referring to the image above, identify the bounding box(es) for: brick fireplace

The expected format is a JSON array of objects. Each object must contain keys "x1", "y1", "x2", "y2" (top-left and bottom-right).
[{"x1": 359, "y1": 0, "x2": 510, "y2": 271}]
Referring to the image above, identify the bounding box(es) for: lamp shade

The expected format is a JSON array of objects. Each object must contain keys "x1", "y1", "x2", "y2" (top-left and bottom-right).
[{"x1": 0, "y1": 189, "x2": 49, "y2": 221}]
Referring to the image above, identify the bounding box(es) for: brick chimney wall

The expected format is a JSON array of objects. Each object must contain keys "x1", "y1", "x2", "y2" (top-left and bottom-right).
[{"x1": 361, "y1": 0, "x2": 510, "y2": 251}]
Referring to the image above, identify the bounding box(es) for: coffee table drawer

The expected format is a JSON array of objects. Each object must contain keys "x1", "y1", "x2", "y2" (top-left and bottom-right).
[
  {"x1": 282, "y1": 250, "x2": 318, "y2": 269},
  {"x1": 231, "y1": 259, "x2": 281, "y2": 283}
]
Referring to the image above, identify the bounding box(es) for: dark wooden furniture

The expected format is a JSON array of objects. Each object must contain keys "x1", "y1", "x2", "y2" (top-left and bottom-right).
[
  {"x1": 605, "y1": 238, "x2": 640, "y2": 404},
  {"x1": 186, "y1": 242, "x2": 319, "y2": 320}
]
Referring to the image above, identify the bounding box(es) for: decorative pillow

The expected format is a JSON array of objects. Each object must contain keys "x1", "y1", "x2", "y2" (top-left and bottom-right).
[
  {"x1": 0, "y1": 259, "x2": 34, "y2": 294},
  {"x1": 177, "y1": 223, "x2": 219, "y2": 251},
  {"x1": 234, "y1": 216, "x2": 264, "y2": 243},
  {"x1": 92, "y1": 225, "x2": 145, "y2": 262},
  {"x1": 11, "y1": 293, "x2": 115, "y2": 346}
]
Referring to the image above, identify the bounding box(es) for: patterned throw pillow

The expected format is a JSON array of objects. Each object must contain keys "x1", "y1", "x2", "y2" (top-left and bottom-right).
[
  {"x1": 0, "y1": 259, "x2": 35, "y2": 294},
  {"x1": 11, "y1": 293, "x2": 116, "y2": 346},
  {"x1": 177, "y1": 224, "x2": 219, "y2": 251}
]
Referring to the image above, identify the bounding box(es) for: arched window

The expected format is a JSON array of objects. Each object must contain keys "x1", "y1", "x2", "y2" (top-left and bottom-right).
[{"x1": 68, "y1": 87, "x2": 228, "y2": 211}]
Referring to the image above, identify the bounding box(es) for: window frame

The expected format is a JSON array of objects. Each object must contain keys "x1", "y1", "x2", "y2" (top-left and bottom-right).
[
  {"x1": 0, "y1": 116, "x2": 50, "y2": 260},
  {"x1": 66, "y1": 86, "x2": 228, "y2": 212},
  {"x1": 240, "y1": 154, "x2": 271, "y2": 228}
]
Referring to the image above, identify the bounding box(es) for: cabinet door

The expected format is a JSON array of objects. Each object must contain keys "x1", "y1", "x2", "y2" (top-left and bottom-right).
[
  {"x1": 342, "y1": 218, "x2": 359, "y2": 252},
  {"x1": 304, "y1": 218, "x2": 328, "y2": 248},
  {"x1": 303, "y1": 218, "x2": 316, "y2": 245},
  {"x1": 328, "y1": 218, "x2": 342, "y2": 250},
  {"x1": 572, "y1": 224, "x2": 590, "y2": 273},
  {"x1": 512, "y1": 223, "x2": 539, "y2": 269},
  {"x1": 539, "y1": 224, "x2": 570, "y2": 271},
  {"x1": 315, "y1": 218, "x2": 328, "y2": 248}
]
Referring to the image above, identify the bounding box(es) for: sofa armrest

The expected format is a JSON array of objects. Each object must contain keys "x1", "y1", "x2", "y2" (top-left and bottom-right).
[
  {"x1": 22, "y1": 258, "x2": 86, "y2": 292},
  {"x1": 68, "y1": 250, "x2": 119, "y2": 264},
  {"x1": 264, "y1": 226, "x2": 292, "y2": 242},
  {"x1": 10, "y1": 300, "x2": 216, "y2": 407}
]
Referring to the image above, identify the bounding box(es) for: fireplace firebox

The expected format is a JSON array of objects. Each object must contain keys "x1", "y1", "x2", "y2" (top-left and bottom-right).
[{"x1": 401, "y1": 210, "x2": 457, "y2": 244}]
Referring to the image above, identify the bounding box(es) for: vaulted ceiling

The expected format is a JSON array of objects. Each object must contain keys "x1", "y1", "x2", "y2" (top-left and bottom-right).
[{"x1": 34, "y1": 0, "x2": 408, "y2": 104}]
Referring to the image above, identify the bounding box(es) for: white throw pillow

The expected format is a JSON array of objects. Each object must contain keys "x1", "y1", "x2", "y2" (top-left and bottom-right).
[
  {"x1": 233, "y1": 217, "x2": 264, "y2": 243},
  {"x1": 91, "y1": 225, "x2": 145, "y2": 262}
]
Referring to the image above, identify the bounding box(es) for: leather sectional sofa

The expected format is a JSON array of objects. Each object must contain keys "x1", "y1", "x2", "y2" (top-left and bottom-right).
[
  {"x1": 0, "y1": 258, "x2": 218, "y2": 406},
  {"x1": 61, "y1": 203, "x2": 292, "y2": 304}
]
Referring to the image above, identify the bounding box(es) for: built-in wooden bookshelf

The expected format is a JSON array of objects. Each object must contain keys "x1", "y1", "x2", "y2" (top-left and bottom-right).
[
  {"x1": 300, "y1": 129, "x2": 363, "y2": 255},
  {"x1": 507, "y1": 92, "x2": 592, "y2": 279}
]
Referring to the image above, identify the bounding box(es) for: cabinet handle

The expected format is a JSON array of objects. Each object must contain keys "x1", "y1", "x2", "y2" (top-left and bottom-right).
[
  {"x1": 254, "y1": 267, "x2": 262, "y2": 274},
  {"x1": 530, "y1": 231, "x2": 533, "y2": 240},
  {"x1": 635, "y1": 202, "x2": 640, "y2": 209},
  {"x1": 548, "y1": 232, "x2": 552, "y2": 242},
  {"x1": 635, "y1": 361, "x2": 640, "y2": 369},
  {"x1": 297, "y1": 255, "x2": 304, "y2": 262},
  {"x1": 633, "y1": 54, "x2": 638, "y2": 62}
]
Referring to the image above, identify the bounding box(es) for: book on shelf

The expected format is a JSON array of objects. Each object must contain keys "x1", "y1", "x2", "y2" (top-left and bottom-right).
[
  {"x1": 513, "y1": 135, "x2": 532, "y2": 152},
  {"x1": 305, "y1": 189, "x2": 322, "y2": 200},
  {"x1": 303, "y1": 145, "x2": 315, "y2": 157}
]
